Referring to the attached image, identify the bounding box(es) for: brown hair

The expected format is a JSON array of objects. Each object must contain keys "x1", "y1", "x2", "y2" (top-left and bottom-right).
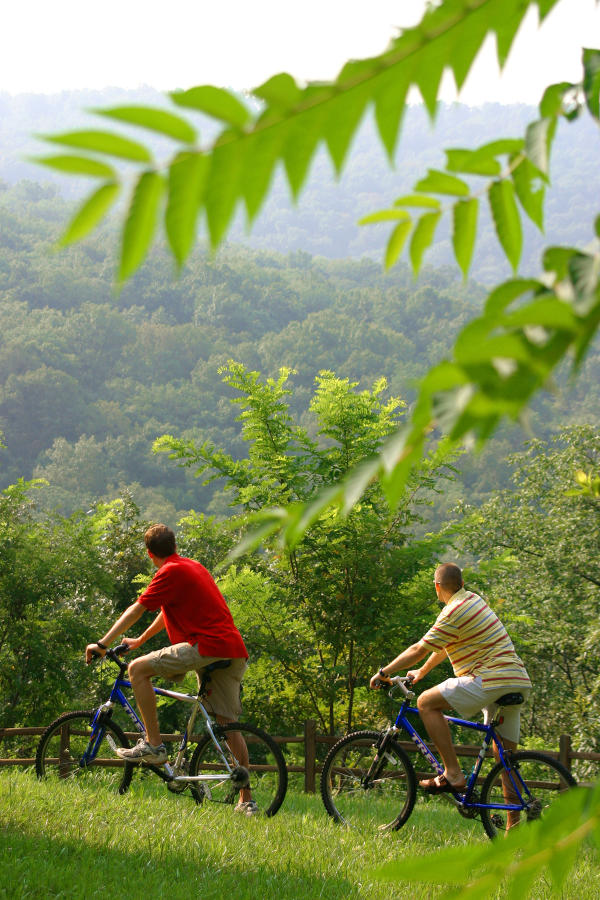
[
  {"x1": 144, "y1": 524, "x2": 176, "y2": 558},
  {"x1": 435, "y1": 563, "x2": 463, "y2": 594}
]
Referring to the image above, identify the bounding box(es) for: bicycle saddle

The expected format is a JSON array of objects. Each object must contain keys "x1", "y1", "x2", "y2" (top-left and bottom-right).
[{"x1": 495, "y1": 692, "x2": 524, "y2": 706}]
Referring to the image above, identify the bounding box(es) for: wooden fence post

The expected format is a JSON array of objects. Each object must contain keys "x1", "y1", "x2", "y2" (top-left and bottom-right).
[
  {"x1": 559, "y1": 733, "x2": 572, "y2": 772},
  {"x1": 304, "y1": 719, "x2": 317, "y2": 793}
]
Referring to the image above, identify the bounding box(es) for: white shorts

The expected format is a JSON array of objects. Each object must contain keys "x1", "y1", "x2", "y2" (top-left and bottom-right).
[{"x1": 438, "y1": 675, "x2": 530, "y2": 744}]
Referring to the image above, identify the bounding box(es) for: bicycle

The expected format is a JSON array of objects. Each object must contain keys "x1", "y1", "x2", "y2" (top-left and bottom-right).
[
  {"x1": 320, "y1": 675, "x2": 576, "y2": 839},
  {"x1": 36, "y1": 645, "x2": 288, "y2": 816}
]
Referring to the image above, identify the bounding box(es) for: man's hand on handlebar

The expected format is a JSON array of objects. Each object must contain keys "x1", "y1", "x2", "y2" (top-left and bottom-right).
[
  {"x1": 369, "y1": 671, "x2": 392, "y2": 689},
  {"x1": 85, "y1": 642, "x2": 106, "y2": 664},
  {"x1": 120, "y1": 636, "x2": 143, "y2": 652},
  {"x1": 405, "y1": 668, "x2": 423, "y2": 683}
]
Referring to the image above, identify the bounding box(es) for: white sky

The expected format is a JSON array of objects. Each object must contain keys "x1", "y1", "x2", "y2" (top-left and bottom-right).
[{"x1": 2, "y1": 0, "x2": 599, "y2": 104}]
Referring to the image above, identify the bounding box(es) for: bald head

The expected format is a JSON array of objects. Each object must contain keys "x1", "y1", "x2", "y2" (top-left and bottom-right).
[{"x1": 435, "y1": 563, "x2": 463, "y2": 596}]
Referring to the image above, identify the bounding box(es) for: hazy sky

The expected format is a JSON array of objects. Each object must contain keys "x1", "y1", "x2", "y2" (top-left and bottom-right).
[{"x1": 2, "y1": 0, "x2": 599, "y2": 104}]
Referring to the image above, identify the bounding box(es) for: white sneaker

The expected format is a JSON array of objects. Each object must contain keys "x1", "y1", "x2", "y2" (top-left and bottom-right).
[
  {"x1": 234, "y1": 800, "x2": 259, "y2": 816},
  {"x1": 116, "y1": 738, "x2": 167, "y2": 765}
]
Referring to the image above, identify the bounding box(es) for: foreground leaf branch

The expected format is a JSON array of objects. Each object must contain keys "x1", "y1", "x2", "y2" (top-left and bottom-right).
[{"x1": 34, "y1": 0, "x2": 562, "y2": 278}]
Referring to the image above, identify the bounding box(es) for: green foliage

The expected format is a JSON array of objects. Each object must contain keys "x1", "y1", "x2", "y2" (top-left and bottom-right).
[
  {"x1": 372, "y1": 781, "x2": 600, "y2": 898},
  {"x1": 34, "y1": 0, "x2": 565, "y2": 274},
  {"x1": 455, "y1": 425, "x2": 600, "y2": 751},
  {"x1": 0, "y1": 480, "x2": 150, "y2": 726},
  {"x1": 156, "y1": 364, "x2": 453, "y2": 733},
  {"x1": 29, "y1": 0, "x2": 600, "y2": 555}
]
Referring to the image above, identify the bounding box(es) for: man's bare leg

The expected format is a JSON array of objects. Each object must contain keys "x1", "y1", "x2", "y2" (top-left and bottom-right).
[
  {"x1": 217, "y1": 715, "x2": 252, "y2": 803},
  {"x1": 418, "y1": 687, "x2": 465, "y2": 786},
  {"x1": 128, "y1": 656, "x2": 162, "y2": 747},
  {"x1": 493, "y1": 736, "x2": 520, "y2": 831}
]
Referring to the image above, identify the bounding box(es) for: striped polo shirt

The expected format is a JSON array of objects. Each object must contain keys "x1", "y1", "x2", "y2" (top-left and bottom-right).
[{"x1": 421, "y1": 588, "x2": 531, "y2": 689}]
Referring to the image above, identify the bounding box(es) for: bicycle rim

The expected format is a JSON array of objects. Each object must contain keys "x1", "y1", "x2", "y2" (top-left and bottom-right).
[
  {"x1": 35, "y1": 710, "x2": 134, "y2": 794},
  {"x1": 189, "y1": 722, "x2": 287, "y2": 816},
  {"x1": 320, "y1": 730, "x2": 417, "y2": 831},
  {"x1": 480, "y1": 750, "x2": 577, "y2": 839}
]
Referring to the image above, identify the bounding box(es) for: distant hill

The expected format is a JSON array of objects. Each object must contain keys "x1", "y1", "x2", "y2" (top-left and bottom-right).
[
  {"x1": 1, "y1": 183, "x2": 598, "y2": 526},
  {"x1": 1, "y1": 90, "x2": 598, "y2": 284}
]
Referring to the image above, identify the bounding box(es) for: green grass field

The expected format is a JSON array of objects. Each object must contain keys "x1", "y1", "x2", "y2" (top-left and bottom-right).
[{"x1": 0, "y1": 769, "x2": 598, "y2": 899}]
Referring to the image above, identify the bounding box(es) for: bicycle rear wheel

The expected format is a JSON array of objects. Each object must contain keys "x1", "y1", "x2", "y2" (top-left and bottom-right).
[
  {"x1": 36, "y1": 710, "x2": 134, "y2": 794},
  {"x1": 189, "y1": 722, "x2": 287, "y2": 816},
  {"x1": 480, "y1": 750, "x2": 577, "y2": 839},
  {"x1": 320, "y1": 730, "x2": 417, "y2": 831}
]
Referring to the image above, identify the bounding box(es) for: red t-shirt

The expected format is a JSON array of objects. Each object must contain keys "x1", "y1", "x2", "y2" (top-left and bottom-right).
[{"x1": 137, "y1": 554, "x2": 247, "y2": 659}]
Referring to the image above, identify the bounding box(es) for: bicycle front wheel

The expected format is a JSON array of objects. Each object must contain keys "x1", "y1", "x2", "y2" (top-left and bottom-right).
[
  {"x1": 320, "y1": 730, "x2": 417, "y2": 831},
  {"x1": 36, "y1": 710, "x2": 135, "y2": 795},
  {"x1": 480, "y1": 750, "x2": 577, "y2": 839},
  {"x1": 189, "y1": 722, "x2": 288, "y2": 816}
]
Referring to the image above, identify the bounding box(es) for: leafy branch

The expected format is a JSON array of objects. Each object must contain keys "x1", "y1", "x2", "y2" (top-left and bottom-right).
[
  {"x1": 33, "y1": 0, "x2": 562, "y2": 279},
  {"x1": 361, "y1": 59, "x2": 600, "y2": 276}
]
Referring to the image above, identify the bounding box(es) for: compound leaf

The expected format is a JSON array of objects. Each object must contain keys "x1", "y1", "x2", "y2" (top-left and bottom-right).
[
  {"x1": 445, "y1": 148, "x2": 501, "y2": 176},
  {"x1": 489, "y1": 179, "x2": 522, "y2": 271},
  {"x1": 511, "y1": 156, "x2": 545, "y2": 229},
  {"x1": 385, "y1": 219, "x2": 412, "y2": 269},
  {"x1": 453, "y1": 197, "x2": 479, "y2": 277},
  {"x1": 525, "y1": 117, "x2": 554, "y2": 178},
  {"x1": 410, "y1": 210, "x2": 442, "y2": 275},
  {"x1": 170, "y1": 86, "x2": 251, "y2": 128},
  {"x1": 119, "y1": 171, "x2": 164, "y2": 280},
  {"x1": 92, "y1": 105, "x2": 197, "y2": 143},
  {"x1": 583, "y1": 48, "x2": 600, "y2": 120},
  {"x1": 415, "y1": 169, "x2": 470, "y2": 197},
  {"x1": 360, "y1": 209, "x2": 412, "y2": 225},
  {"x1": 204, "y1": 134, "x2": 247, "y2": 248},
  {"x1": 165, "y1": 151, "x2": 209, "y2": 267},
  {"x1": 39, "y1": 129, "x2": 152, "y2": 162},
  {"x1": 58, "y1": 181, "x2": 119, "y2": 246},
  {"x1": 252, "y1": 72, "x2": 302, "y2": 110},
  {"x1": 30, "y1": 154, "x2": 116, "y2": 178}
]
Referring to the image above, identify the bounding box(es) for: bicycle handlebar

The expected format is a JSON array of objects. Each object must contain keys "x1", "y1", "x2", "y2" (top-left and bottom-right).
[
  {"x1": 90, "y1": 643, "x2": 131, "y2": 663},
  {"x1": 375, "y1": 675, "x2": 416, "y2": 699}
]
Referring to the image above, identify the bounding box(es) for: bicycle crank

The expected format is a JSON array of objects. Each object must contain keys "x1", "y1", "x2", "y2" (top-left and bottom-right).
[{"x1": 230, "y1": 765, "x2": 250, "y2": 789}]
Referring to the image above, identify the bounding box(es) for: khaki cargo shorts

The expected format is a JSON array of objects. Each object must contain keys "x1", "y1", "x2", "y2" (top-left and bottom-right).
[{"x1": 146, "y1": 642, "x2": 247, "y2": 721}]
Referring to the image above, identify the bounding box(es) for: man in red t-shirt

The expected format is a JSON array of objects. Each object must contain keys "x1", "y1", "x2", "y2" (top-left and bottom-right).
[{"x1": 85, "y1": 523, "x2": 256, "y2": 815}]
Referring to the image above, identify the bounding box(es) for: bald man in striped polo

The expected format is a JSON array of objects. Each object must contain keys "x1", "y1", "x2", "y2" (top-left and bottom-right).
[{"x1": 371, "y1": 563, "x2": 531, "y2": 808}]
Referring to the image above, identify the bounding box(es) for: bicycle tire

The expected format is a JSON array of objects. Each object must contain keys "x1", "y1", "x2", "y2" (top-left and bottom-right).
[
  {"x1": 189, "y1": 722, "x2": 288, "y2": 816},
  {"x1": 480, "y1": 749, "x2": 577, "y2": 839},
  {"x1": 320, "y1": 729, "x2": 417, "y2": 831},
  {"x1": 35, "y1": 710, "x2": 135, "y2": 795}
]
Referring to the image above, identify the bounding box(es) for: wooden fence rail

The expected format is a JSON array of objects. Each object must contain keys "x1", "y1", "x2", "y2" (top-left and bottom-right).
[{"x1": 1, "y1": 722, "x2": 599, "y2": 791}]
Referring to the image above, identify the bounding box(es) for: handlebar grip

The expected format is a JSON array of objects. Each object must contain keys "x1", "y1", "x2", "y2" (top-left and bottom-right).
[{"x1": 113, "y1": 643, "x2": 130, "y2": 656}]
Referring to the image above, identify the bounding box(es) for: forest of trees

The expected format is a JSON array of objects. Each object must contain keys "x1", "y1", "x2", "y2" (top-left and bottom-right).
[
  {"x1": 1, "y1": 181, "x2": 598, "y2": 525},
  {"x1": 1, "y1": 176, "x2": 598, "y2": 750}
]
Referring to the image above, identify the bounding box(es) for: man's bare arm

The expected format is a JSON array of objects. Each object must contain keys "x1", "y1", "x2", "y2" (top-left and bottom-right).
[
  {"x1": 407, "y1": 648, "x2": 447, "y2": 683},
  {"x1": 122, "y1": 610, "x2": 165, "y2": 651},
  {"x1": 85, "y1": 602, "x2": 145, "y2": 663},
  {"x1": 369, "y1": 641, "x2": 429, "y2": 688}
]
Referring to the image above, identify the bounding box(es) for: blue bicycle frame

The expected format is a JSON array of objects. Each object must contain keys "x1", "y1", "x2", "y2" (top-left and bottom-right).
[
  {"x1": 391, "y1": 690, "x2": 530, "y2": 814},
  {"x1": 83, "y1": 663, "x2": 237, "y2": 787}
]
